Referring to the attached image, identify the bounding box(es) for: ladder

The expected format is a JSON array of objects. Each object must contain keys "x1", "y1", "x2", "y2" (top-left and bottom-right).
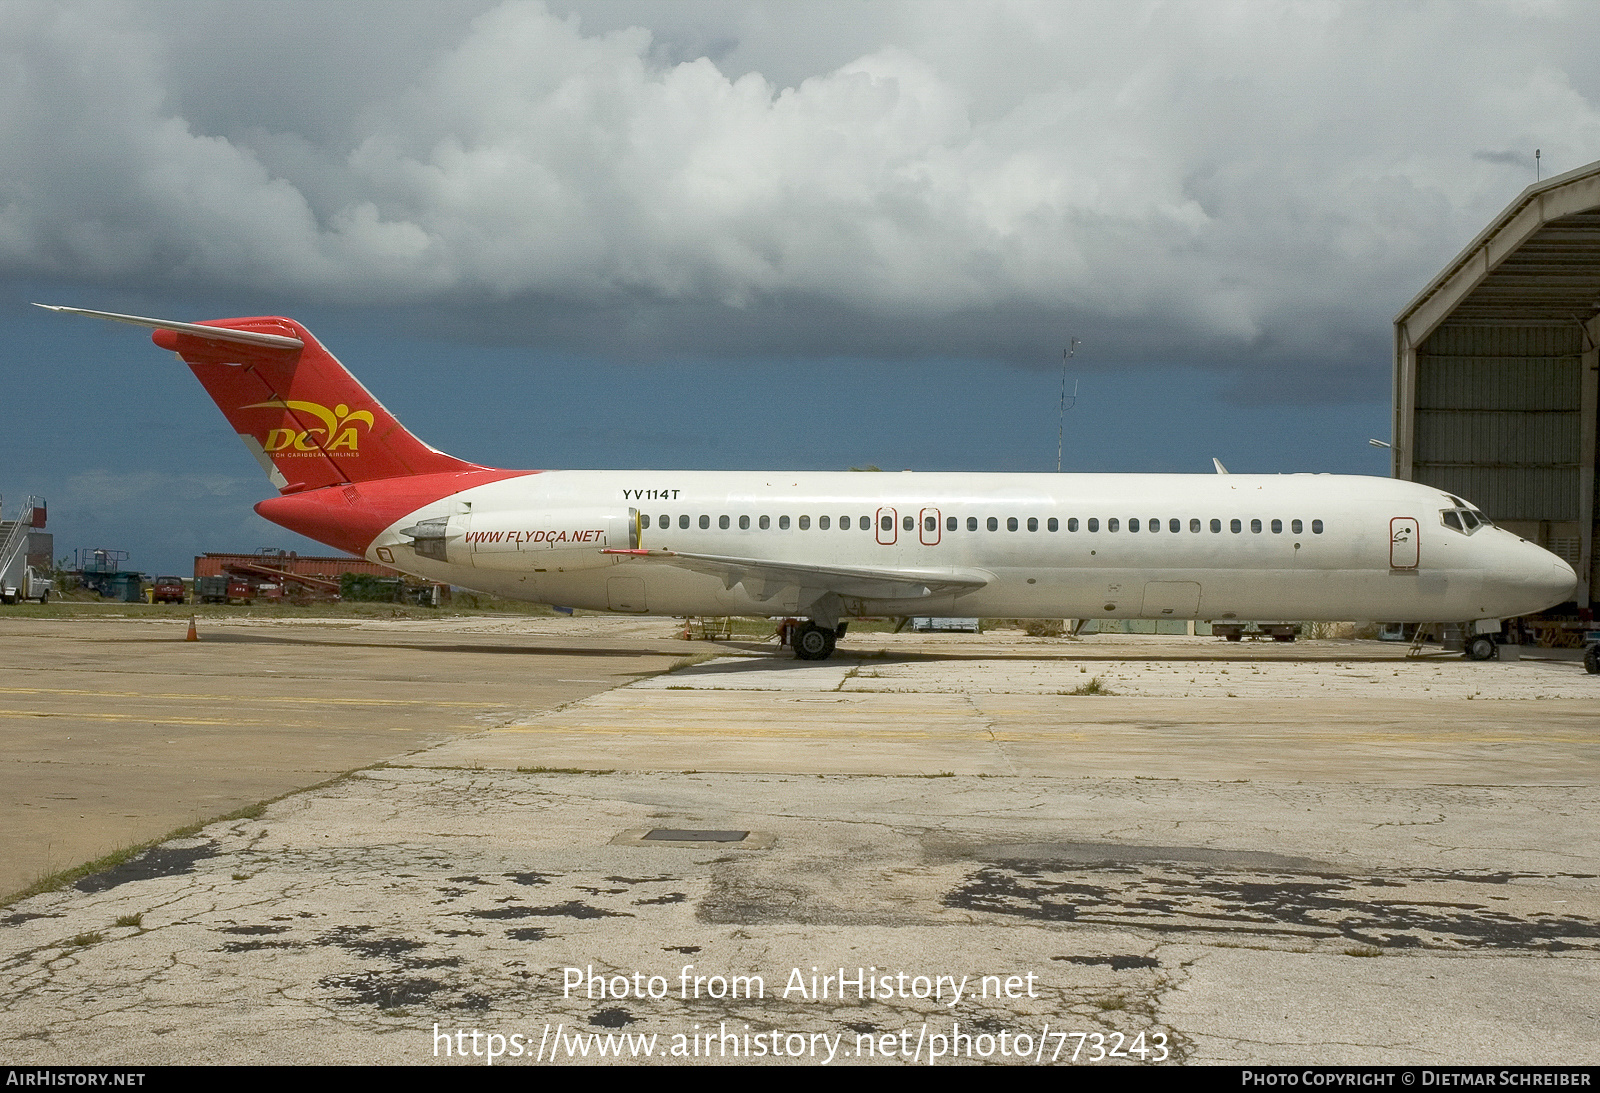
[
  {"x1": 1406, "y1": 622, "x2": 1462, "y2": 658},
  {"x1": 0, "y1": 495, "x2": 38, "y2": 585}
]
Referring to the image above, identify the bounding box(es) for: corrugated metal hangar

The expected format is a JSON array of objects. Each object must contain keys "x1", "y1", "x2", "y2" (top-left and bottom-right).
[{"x1": 1394, "y1": 157, "x2": 1600, "y2": 612}]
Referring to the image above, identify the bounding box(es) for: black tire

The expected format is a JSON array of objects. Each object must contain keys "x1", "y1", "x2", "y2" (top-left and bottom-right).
[
  {"x1": 1466, "y1": 635, "x2": 1497, "y2": 661},
  {"x1": 1225, "y1": 633, "x2": 1241, "y2": 642},
  {"x1": 38, "y1": 592, "x2": 48, "y2": 604},
  {"x1": 793, "y1": 623, "x2": 836, "y2": 661},
  {"x1": 1584, "y1": 646, "x2": 1600, "y2": 675}
]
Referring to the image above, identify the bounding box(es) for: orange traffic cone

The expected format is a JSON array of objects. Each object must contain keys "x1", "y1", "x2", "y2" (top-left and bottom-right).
[{"x1": 185, "y1": 616, "x2": 198, "y2": 642}]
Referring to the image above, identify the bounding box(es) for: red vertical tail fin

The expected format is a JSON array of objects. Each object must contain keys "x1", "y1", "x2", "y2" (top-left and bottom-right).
[
  {"x1": 151, "y1": 315, "x2": 484, "y2": 492},
  {"x1": 35, "y1": 305, "x2": 486, "y2": 492}
]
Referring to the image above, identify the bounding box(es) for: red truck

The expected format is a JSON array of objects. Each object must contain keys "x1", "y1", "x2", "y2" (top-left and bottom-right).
[{"x1": 152, "y1": 576, "x2": 186, "y2": 604}]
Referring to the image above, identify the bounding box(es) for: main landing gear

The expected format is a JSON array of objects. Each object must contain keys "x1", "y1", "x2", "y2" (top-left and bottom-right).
[{"x1": 785, "y1": 620, "x2": 847, "y2": 661}]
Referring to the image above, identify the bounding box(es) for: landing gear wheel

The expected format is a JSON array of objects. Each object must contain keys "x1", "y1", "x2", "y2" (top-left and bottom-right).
[
  {"x1": 1584, "y1": 646, "x2": 1600, "y2": 675},
  {"x1": 792, "y1": 623, "x2": 836, "y2": 661},
  {"x1": 1466, "y1": 635, "x2": 1497, "y2": 661},
  {"x1": 1224, "y1": 632, "x2": 1241, "y2": 642}
]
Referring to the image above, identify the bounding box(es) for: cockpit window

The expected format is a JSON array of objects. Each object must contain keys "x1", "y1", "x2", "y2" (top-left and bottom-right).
[
  {"x1": 1441, "y1": 507, "x2": 1487, "y2": 534},
  {"x1": 1442, "y1": 511, "x2": 1462, "y2": 532}
]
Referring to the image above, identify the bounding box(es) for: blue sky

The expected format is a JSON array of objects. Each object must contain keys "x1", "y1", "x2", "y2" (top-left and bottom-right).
[{"x1": 2, "y1": 1, "x2": 1596, "y2": 574}]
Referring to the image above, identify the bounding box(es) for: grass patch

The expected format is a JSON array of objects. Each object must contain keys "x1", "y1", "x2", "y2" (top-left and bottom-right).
[
  {"x1": 666, "y1": 653, "x2": 718, "y2": 673},
  {"x1": 1066, "y1": 677, "x2": 1112, "y2": 695},
  {"x1": 0, "y1": 596, "x2": 571, "y2": 622},
  {"x1": 1343, "y1": 945, "x2": 1383, "y2": 958},
  {"x1": 516, "y1": 767, "x2": 615, "y2": 776},
  {"x1": 67, "y1": 932, "x2": 103, "y2": 948},
  {"x1": 114, "y1": 913, "x2": 143, "y2": 928},
  {"x1": 1095, "y1": 994, "x2": 1128, "y2": 1011}
]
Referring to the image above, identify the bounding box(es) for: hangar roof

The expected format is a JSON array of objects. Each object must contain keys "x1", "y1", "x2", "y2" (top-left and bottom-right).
[{"x1": 1396, "y1": 158, "x2": 1600, "y2": 345}]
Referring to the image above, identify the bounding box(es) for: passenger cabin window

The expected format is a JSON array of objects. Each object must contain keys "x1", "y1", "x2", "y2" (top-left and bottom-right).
[
  {"x1": 881, "y1": 515, "x2": 893, "y2": 532},
  {"x1": 1291, "y1": 519, "x2": 1302, "y2": 534},
  {"x1": 1067, "y1": 518, "x2": 1078, "y2": 532},
  {"x1": 719, "y1": 515, "x2": 729, "y2": 529},
  {"x1": 1048, "y1": 518, "x2": 1059, "y2": 532},
  {"x1": 679, "y1": 515, "x2": 690, "y2": 529},
  {"x1": 1271, "y1": 519, "x2": 1282, "y2": 533},
  {"x1": 987, "y1": 517, "x2": 998, "y2": 531},
  {"x1": 819, "y1": 516, "x2": 830, "y2": 530},
  {"x1": 840, "y1": 516, "x2": 850, "y2": 530},
  {"x1": 1108, "y1": 518, "x2": 1119, "y2": 532},
  {"x1": 740, "y1": 515, "x2": 750, "y2": 530},
  {"x1": 1149, "y1": 518, "x2": 1159, "y2": 533},
  {"x1": 947, "y1": 516, "x2": 958, "y2": 531},
  {"x1": 1129, "y1": 518, "x2": 1140, "y2": 532},
  {"x1": 968, "y1": 517, "x2": 979, "y2": 531},
  {"x1": 1190, "y1": 519, "x2": 1200, "y2": 532},
  {"x1": 1210, "y1": 519, "x2": 1221, "y2": 533},
  {"x1": 925, "y1": 516, "x2": 937, "y2": 532},
  {"x1": 903, "y1": 515, "x2": 914, "y2": 531},
  {"x1": 799, "y1": 516, "x2": 810, "y2": 530},
  {"x1": 1250, "y1": 519, "x2": 1262, "y2": 533},
  {"x1": 1312, "y1": 520, "x2": 1323, "y2": 534},
  {"x1": 1087, "y1": 518, "x2": 1098, "y2": 532},
  {"x1": 1007, "y1": 517, "x2": 1018, "y2": 531},
  {"x1": 1027, "y1": 517, "x2": 1038, "y2": 531},
  {"x1": 759, "y1": 515, "x2": 770, "y2": 530},
  {"x1": 699, "y1": 515, "x2": 710, "y2": 529},
  {"x1": 1230, "y1": 519, "x2": 1241, "y2": 533},
  {"x1": 640, "y1": 515, "x2": 651, "y2": 529},
  {"x1": 779, "y1": 516, "x2": 790, "y2": 530}
]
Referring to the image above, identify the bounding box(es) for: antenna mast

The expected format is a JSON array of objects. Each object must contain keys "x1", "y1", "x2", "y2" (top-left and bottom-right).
[{"x1": 1057, "y1": 338, "x2": 1080, "y2": 473}]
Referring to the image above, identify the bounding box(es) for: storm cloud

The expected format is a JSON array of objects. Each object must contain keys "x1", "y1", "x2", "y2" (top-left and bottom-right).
[{"x1": 3, "y1": 0, "x2": 1597, "y2": 376}]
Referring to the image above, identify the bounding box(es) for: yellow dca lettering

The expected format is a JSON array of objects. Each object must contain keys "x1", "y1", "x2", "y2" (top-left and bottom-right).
[{"x1": 248, "y1": 400, "x2": 375, "y2": 457}]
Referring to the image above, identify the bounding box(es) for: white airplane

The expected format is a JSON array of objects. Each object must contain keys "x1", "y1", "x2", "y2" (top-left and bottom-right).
[{"x1": 40, "y1": 304, "x2": 1577, "y2": 660}]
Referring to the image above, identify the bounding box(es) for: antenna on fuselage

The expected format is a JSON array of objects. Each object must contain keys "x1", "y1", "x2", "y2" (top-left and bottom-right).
[{"x1": 1057, "y1": 338, "x2": 1080, "y2": 473}]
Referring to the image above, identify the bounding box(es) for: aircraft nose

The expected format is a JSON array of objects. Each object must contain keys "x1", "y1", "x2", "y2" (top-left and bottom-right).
[
  {"x1": 1540, "y1": 555, "x2": 1579, "y2": 604},
  {"x1": 1500, "y1": 544, "x2": 1577, "y2": 614}
]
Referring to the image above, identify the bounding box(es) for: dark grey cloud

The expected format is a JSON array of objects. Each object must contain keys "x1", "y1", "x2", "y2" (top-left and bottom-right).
[{"x1": 2, "y1": 0, "x2": 1597, "y2": 397}]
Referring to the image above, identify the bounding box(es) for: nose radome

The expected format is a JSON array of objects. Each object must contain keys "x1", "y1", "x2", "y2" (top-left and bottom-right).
[
  {"x1": 1488, "y1": 542, "x2": 1577, "y2": 617},
  {"x1": 1541, "y1": 556, "x2": 1578, "y2": 604}
]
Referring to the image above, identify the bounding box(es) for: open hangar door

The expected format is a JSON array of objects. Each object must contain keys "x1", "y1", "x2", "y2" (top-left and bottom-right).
[{"x1": 1394, "y1": 159, "x2": 1600, "y2": 622}]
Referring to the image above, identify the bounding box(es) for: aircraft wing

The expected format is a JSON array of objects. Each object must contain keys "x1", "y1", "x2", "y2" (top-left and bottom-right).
[{"x1": 600, "y1": 548, "x2": 991, "y2": 602}]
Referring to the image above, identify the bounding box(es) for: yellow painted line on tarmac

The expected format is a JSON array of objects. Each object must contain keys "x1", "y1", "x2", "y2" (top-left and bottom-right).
[
  {"x1": 0, "y1": 686, "x2": 507, "y2": 709},
  {"x1": 0, "y1": 708, "x2": 298, "y2": 727},
  {"x1": 0, "y1": 708, "x2": 470, "y2": 730},
  {"x1": 484, "y1": 720, "x2": 1594, "y2": 746},
  {"x1": 487, "y1": 723, "x2": 1077, "y2": 741}
]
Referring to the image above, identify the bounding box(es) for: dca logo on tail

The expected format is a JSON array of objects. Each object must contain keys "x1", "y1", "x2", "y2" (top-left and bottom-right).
[{"x1": 247, "y1": 400, "x2": 375, "y2": 456}]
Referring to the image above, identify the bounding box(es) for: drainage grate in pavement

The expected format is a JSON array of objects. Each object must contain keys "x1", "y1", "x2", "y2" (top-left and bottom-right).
[
  {"x1": 611, "y1": 828, "x2": 775, "y2": 849},
  {"x1": 644, "y1": 829, "x2": 749, "y2": 842}
]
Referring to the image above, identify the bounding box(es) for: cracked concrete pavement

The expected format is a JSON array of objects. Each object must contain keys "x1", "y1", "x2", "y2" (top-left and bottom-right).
[{"x1": 2, "y1": 618, "x2": 1598, "y2": 1065}]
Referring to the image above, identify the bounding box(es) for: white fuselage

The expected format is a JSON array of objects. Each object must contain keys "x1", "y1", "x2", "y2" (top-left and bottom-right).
[{"x1": 368, "y1": 471, "x2": 1576, "y2": 625}]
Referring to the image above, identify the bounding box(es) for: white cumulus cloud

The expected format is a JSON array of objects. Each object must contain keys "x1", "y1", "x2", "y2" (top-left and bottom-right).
[{"x1": 2, "y1": 0, "x2": 1597, "y2": 378}]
